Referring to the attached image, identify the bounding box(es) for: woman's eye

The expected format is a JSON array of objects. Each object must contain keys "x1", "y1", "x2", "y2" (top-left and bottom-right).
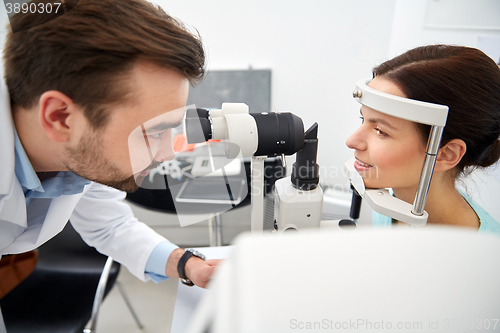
[
  {"x1": 374, "y1": 127, "x2": 387, "y2": 137},
  {"x1": 359, "y1": 116, "x2": 364, "y2": 124}
]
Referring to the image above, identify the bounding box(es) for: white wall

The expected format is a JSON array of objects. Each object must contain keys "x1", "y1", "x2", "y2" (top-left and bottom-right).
[{"x1": 388, "y1": 0, "x2": 500, "y2": 58}]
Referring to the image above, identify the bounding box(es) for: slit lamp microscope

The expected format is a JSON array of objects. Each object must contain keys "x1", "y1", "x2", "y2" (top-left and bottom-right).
[{"x1": 185, "y1": 103, "x2": 322, "y2": 234}]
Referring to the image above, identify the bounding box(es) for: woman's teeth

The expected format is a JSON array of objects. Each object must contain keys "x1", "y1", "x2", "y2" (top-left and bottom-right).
[{"x1": 357, "y1": 160, "x2": 372, "y2": 167}]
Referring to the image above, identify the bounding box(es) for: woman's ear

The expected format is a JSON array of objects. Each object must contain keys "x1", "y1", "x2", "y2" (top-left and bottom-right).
[
  {"x1": 434, "y1": 139, "x2": 467, "y2": 173},
  {"x1": 38, "y1": 91, "x2": 76, "y2": 142}
]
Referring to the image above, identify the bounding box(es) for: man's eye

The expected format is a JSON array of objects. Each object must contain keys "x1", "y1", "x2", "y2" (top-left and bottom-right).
[{"x1": 148, "y1": 132, "x2": 163, "y2": 139}]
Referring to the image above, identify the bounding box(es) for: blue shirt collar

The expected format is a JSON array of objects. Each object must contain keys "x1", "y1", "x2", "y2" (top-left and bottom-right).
[
  {"x1": 14, "y1": 126, "x2": 44, "y2": 193},
  {"x1": 13, "y1": 125, "x2": 92, "y2": 198}
]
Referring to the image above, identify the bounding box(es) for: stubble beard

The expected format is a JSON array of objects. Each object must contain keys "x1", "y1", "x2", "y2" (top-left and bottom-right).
[{"x1": 65, "y1": 128, "x2": 144, "y2": 193}]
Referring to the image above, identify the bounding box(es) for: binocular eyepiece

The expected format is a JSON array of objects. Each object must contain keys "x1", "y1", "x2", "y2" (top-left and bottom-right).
[
  {"x1": 185, "y1": 108, "x2": 212, "y2": 143},
  {"x1": 185, "y1": 107, "x2": 305, "y2": 157},
  {"x1": 184, "y1": 105, "x2": 319, "y2": 190}
]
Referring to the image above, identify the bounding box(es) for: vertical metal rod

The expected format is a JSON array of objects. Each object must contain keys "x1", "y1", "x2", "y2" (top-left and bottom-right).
[
  {"x1": 412, "y1": 126, "x2": 444, "y2": 216},
  {"x1": 208, "y1": 214, "x2": 215, "y2": 246},
  {"x1": 251, "y1": 156, "x2": 266, "y2": 233},
  {"x1": 215, "y1": 215, "x2": 223, "y2": 246},
  {"x1": 208, "y1": 214, "x2": 222, "y2": 247}
]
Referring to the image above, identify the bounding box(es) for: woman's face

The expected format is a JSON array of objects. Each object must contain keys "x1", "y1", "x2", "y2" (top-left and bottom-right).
[{"x1": 345, "y1": 77, "x2": 427, "y2": 190}]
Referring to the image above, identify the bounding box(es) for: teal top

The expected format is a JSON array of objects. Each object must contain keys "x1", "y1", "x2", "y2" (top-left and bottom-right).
[{"x1": 372, "y1": 190, "x2": 500, "y2": 236}]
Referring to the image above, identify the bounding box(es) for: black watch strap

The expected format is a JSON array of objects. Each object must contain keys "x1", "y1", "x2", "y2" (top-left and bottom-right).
[{"x1": 177, "y1": 249, "x2": 206, "y2": 286}]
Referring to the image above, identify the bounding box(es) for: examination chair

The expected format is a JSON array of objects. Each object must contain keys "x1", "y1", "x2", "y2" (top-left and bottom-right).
[{"x1": 0, "y1": 222, "x2": 141, "y2": 333}]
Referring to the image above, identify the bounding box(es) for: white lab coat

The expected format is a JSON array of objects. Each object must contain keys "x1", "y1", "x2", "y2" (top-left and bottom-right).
[{"x1": 0, "y1": 69, "x2": 167, "y2": 282}]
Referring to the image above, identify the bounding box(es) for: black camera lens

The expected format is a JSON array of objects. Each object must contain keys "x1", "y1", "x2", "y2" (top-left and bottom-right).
[{"x1": 251, "y1": 112, "x2": 304, "y2": 156}]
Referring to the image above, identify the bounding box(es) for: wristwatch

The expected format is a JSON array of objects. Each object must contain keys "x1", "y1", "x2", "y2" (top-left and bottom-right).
[{"x1": 177, "y1": 249, "x2": 206, "y2": 286}]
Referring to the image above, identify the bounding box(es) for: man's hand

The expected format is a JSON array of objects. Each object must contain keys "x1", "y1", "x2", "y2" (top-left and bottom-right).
[
  {"x1": 165, "y1": 248, "x2": 222, "y2": 288},
  {"x1": 185, "y1": 257, "x2": 221, "y2": 288}
]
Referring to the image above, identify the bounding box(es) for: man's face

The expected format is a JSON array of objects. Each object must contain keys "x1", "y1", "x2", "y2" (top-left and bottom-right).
[{"x1": 65, "y1": 62, "x2": 189, "y2": 192}]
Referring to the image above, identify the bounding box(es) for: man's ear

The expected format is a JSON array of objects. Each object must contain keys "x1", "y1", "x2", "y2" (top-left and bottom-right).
[
  {"x1": 434, "y1": 139, "x2": 467, "y2": 173},
  {"x1": 38, "y1": 91, "x2": 76, "y2": 142}
]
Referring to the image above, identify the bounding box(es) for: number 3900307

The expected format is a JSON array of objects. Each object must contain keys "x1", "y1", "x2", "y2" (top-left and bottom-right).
[{"x1": 5, "y1": 2, "x2": 62, "y2": 14}]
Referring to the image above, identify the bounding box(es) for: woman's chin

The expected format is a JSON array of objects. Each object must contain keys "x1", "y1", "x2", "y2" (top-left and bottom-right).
[{"x1": 361, "y1": 178, "x2": 386, "y2": 190}]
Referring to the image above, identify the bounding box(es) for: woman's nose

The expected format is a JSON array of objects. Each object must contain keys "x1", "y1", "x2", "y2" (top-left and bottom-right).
[{"x1": 346, "y1": 126, "x2": 367, "y2": 151}]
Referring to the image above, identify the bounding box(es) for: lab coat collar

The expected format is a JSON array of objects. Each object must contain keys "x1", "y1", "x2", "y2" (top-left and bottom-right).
[
  {"x1": 0, "y1": 64, "x2": 16, "y2": 198},
  {"x1": 0, "y1": 62, "x2": 28, "y2": 232}
]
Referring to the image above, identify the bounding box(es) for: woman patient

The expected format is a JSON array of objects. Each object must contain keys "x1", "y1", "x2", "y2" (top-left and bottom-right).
[{"x1": 346, "y1": 44, "x2": 500, "y2": 233}]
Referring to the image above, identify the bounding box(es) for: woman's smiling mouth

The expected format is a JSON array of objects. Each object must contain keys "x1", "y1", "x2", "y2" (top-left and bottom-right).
[{"x1": 354, "y1": 157, "x2": 373, "y2": 172}]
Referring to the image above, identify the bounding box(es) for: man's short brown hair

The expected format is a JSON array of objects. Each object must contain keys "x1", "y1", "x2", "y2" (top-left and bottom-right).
[{"x1": 3, "y1": 0, "x2": 205, "y2": 128}]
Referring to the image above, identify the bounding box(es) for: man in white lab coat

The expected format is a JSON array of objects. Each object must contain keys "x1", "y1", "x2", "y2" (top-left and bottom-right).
[{"x1": 0, "y1": 0, "x2": 219, "y2": 322}]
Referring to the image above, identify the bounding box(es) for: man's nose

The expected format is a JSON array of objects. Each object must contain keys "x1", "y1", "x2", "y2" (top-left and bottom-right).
[{"x1": 154, "y1": 137, "x2": 175, "y2": 162}]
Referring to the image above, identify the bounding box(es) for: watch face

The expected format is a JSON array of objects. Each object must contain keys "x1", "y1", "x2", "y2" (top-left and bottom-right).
[{"x1": 187, "y1": 249, "x2": 206, "y2": 261}]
